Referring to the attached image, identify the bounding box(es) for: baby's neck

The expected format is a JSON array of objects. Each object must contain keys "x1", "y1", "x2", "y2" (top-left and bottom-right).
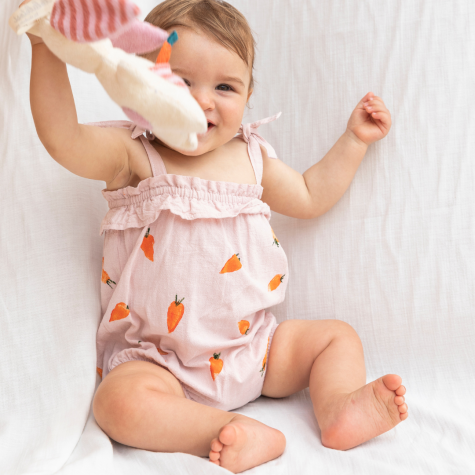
[{"x1": 153, "y1": 138, "x2": 257, "y2": 186}]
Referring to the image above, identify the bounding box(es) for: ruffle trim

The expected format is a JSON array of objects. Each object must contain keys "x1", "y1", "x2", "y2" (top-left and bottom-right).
[{"x1": 100, "y1": 174, "x2": 271, "y2": 234}]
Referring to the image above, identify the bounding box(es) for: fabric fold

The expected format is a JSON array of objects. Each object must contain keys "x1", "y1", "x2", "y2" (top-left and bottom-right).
[
  {"x1": 99, "y1": 174, "x2": 271, "y2": 234},
  {"x1": 235, "y1": 112, "x2": 282, "y2": 159}
]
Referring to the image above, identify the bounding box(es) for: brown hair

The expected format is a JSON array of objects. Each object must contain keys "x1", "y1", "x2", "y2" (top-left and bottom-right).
[{"x1": 144, "y1": 0, "x2": 256, "y2": 91}]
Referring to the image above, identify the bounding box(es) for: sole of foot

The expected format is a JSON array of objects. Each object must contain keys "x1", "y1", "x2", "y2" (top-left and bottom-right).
[
  {"x1": 320, "y1": 374, "x2": 408, "y2": 451},
  {"x1": 208, "y1": 415, "x2": 286, "y2": 473}
]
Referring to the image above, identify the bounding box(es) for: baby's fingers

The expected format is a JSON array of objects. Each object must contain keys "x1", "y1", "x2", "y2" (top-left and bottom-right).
[
  {"x1": 370, "y1": 110, "x2": 391, "y2": 126},
  {"x1": 363, "y1": 100, "x2": 390, "y2": 120},
  {"x1": 363, "y1": 96, "x2": 387, "y2": 109},
  {"x1": 363, "y1": 96, "x2": 383, "y2": 108},
  {"x1": 371, "y1": 110, "x2": 391, "y2": 123}
]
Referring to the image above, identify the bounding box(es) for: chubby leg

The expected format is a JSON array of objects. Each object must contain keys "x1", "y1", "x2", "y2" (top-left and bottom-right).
[
  {"x1": 262, "y1": 319, "x2": 408, "y2": 450},
  {"x1": 93, "y1": 360, "x2": 285, "y2": 473}
]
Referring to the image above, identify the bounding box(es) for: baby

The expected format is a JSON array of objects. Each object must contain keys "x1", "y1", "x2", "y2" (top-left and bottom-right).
[{"x1": 25, "y1": 0, "x2": 408, "y2": 472}]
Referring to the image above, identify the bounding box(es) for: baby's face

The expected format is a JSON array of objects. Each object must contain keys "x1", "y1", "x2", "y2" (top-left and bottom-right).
[{"x1": 157, "y1": 26, "x2": 252, "y2": 156}]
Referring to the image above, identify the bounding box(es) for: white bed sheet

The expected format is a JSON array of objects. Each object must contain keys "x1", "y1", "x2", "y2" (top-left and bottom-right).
[{"x1": 1, "y1": 0, "x2": 474, "y2": 474}]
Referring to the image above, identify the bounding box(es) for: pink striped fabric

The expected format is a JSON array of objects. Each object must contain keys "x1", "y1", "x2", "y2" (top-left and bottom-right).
[
  {"x1": 110, "y1": 20, "x2": 169, "y2": 54},
  {"x1": 149, "y1": 63, "x2": 189, "y2": 89},
  {"x1": 50, "y1": 0, "x2": 140, "y2": 43}
]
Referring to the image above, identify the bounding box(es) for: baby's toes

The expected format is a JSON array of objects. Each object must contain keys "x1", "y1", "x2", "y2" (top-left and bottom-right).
[
  {"x1": 394, "y1": 395, "x2": 405, "y2": 405},
  {"x1": 393, "y1": 387, "x2": 408, "y2": 419},
  {"x1": 398, "y1": 403, "x2": 408, "y2": 414},
  {"x1": 211, "y1": 438, "x2": 223, "y2": 452},
  {"x1": 382, "y1": 374, "x2": 402, "y2": 391},
  {"x1": 209, "y1": 438, "x2": 223, "y2": 464},
  {"x1": 395, "y1": 385, "x2": 406, "y2": 396}
]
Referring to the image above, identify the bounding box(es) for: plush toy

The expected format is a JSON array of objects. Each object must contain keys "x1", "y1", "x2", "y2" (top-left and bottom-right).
[{"x1": 9, "y1": 0, "x2": 207, "y2": 151}]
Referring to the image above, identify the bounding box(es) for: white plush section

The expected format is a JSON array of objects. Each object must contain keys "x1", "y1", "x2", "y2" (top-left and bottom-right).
[
  {"x1": 20, "y1": 3, "x2": 207, "y2": 151},
  {"x1": 1, "y1": 0, "x2": 474, "y2": 474}
]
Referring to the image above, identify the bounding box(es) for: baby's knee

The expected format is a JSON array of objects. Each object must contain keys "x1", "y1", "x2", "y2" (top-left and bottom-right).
[
  {"x1": 93, "y1": 382, "x2": 124, "y2": 436},
  {"x1": 331, "y1": 319, "x2": 361, "y2": 342},
  {"x1": 93, "y1": 375, "x2": 146, "y2": 437}
]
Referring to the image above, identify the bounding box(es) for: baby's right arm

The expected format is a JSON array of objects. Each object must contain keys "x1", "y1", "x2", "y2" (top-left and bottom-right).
[{"x1": 27, "y1": 30, "x2": 141, "y2": 189}]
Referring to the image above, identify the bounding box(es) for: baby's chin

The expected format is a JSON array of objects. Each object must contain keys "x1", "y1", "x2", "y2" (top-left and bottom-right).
[
  {"x1": 158, "y1": 139, "x2": 210, "y2": 157},
  {"x1": 165, "y1": 127, "x2": 238, "y2": 156},
  {"x1": 172, "y1": 137, "x2": 221, "y2": 157},
  {"x1": 174, "y1": 145, "x2": 212, "y2": 157}
]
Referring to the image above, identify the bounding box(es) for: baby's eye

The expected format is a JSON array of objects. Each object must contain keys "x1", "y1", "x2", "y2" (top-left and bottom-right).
[
  {"x1": 216, "y1": 84, "x2": 233, "y2": 92},
  {"x1": 182, "y1": 79, "x2": 191, "y2": 86}
]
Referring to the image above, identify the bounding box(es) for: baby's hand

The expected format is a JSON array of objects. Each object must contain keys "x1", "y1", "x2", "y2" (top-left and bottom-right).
[
  {"x1": 345, "y1": 92, "x2": 392, "y2": 147},
  {"x1": 18, "y1": 0, "x2": 44, "y2": 45}
]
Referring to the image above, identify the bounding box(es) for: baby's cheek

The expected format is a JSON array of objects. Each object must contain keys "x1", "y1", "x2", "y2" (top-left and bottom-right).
[{"x1": 220, "y1": 101, "x2": 247, "y2": 134}]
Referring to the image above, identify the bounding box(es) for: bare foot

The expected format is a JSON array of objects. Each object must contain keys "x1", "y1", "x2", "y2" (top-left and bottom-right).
[
  {"x1": 319, "y1": 374, "x2": 408, "y2": 451},
  {"x1": 208, "y1": 415, "x2": 286, "y2": 473}
]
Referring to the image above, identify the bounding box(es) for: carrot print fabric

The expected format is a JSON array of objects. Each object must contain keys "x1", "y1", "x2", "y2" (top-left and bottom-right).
[{"x1": 96, "y1": 116, "x2": 287, "y2": 411}]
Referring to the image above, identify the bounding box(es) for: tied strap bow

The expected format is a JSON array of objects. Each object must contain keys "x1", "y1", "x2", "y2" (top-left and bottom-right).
[
  {"x1": 236, "y1": 112, "x2": 282, "y2": 159},
  {"x1": 130, "y1": 124, "x2": 155, "y2": 140}
]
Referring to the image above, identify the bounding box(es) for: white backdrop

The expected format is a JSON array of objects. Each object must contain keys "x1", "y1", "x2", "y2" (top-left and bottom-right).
[{"x1": 1, "y1": 0, "x2": 474, "y2": 474}]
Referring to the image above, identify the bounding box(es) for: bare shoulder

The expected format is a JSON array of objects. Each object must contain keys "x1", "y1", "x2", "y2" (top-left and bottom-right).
[
  {"x1": 260, "y1": 144, "x2": 288, "y2": 194},
  {"x1": 260, "y1": 144, "x2": 315, "y2": 219},
  {"x1": 227, "y1": 136, "x2": 250, "y2": 154},
  {"x1": 217, "y1": 137, "x2": 257, "y2": 185}
]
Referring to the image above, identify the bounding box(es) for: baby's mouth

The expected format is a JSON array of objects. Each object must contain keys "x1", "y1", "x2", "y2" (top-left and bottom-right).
[{"x1": 198, "y1": 122, "x2": 216, "y2": 137}]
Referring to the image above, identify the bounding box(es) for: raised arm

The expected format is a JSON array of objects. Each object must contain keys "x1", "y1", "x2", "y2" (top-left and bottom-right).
[
  {"x1": 261, "y1": 93, "x2": 392, "y2": 219},
  {"x1": 27, "y1": 29, "x2": 133, "y2": 188}
]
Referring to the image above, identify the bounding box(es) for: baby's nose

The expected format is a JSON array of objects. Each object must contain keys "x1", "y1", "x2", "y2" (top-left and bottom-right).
[{"x1": 192, "y1": 89, "x2": 215, "y2": 111}]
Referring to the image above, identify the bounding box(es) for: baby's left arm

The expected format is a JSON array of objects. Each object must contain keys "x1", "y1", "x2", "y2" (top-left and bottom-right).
[{"x1": 261, "y1": 92, "x2": 391, "y2": 219}]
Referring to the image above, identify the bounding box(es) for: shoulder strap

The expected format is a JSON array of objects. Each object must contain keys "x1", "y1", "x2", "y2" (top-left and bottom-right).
[
  {"x1": 85, "y1": 120, "x2": 167, "y2": 177},
  {"x1": 235, "y1": 112, "x2": 281, "y2": 186}
]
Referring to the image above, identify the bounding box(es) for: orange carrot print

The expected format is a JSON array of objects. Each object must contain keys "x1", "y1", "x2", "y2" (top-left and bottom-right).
[
  {"x1": 109, "y1": 302, "x2": 130, "y2": 322},
  {"x1": 210, "y1": 352, "x2": 223, "y2": 381},
  {"x1": 141, "y1": 227, "x2": 155, "y2": 261},
  {"x1": 268, "y1": 274, "x2": 285, "y2": 291},
  {"x1": 156, "y1": 345, "x2": 169, "y2": 355},
  {"x1": 219, "y1": 253, "x2": 242, "y2": 274},
  {"x1": 96, "y1": 367, "x2": 103, "y2": 378},
  {"x1": 167, "y1": 294, "x2": 185, "y2": 333},
  {"x1": 238, "y1": 320, "x2": 250, "y2": 335},
  {"x1": 101, "y1": 257, "x2": 116, "y2": 288},
  {"x1": 155, "y1": 31, "x2": 177, "y2": 64},
  {"x1": 271, "y1": 227, "x2": 280, "y2": 247},
  {"x1": 260, "y1": 337, "x2": 270, "y2": 376},
  {"x1": 156, "y1": 40, "x2": 172, "y2": 64}
]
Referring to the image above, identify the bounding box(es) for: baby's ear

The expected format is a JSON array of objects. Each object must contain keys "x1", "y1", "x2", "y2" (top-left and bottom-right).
[{"x1": 247, "y1": 88, "x2": 253, "y2": 102}]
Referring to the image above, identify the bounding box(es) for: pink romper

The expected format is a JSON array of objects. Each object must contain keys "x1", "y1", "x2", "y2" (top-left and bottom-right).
[{"x1": 95, "y1": 113, "x2": 289, "y2": 411}]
